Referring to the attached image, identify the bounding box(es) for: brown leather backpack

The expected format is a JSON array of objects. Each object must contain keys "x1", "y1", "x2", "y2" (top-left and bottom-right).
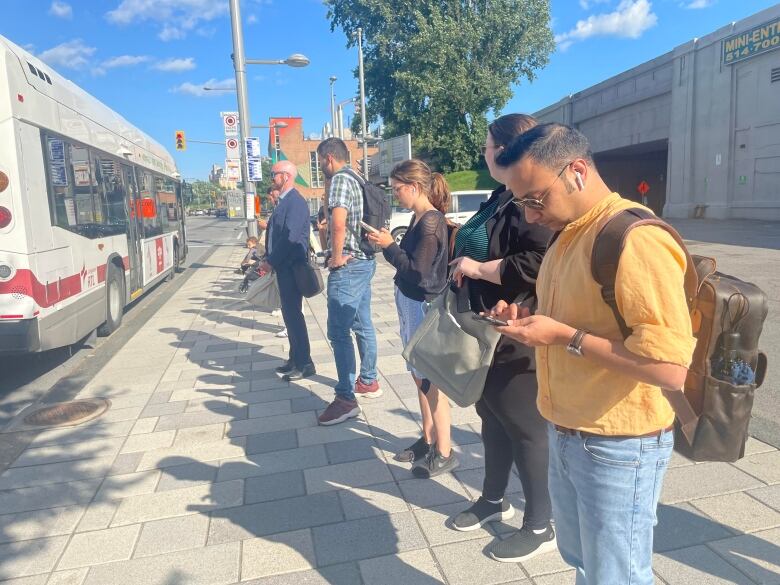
[{"x1": 591, "y1": 208, "x2": 768, "y2": 462}]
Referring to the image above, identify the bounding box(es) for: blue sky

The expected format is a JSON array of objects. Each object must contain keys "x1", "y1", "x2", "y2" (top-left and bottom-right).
[{"x1": 2, "y1": 0, "x2": 777, "y2": 180}]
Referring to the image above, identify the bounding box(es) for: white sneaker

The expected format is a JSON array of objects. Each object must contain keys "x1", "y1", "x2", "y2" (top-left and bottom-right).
[{"x1": 275, "y1": 328, "x2": 288, "y2": 338}]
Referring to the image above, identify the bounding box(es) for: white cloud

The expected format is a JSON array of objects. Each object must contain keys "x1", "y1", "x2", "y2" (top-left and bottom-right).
[
  {"x1": 683, "y1": 0, "x2": 715, "y2": 8},
  {"x1": 38, "y1": 39, "x2": 96, "y2": 69},
  {"x1": 49, "y1": 1, "x2": 72, "y2": 19},
  {"x1": 247, "y1": 14, "x2": 258, "y2": 24},
  {"x1": 555, "y1": 0, "x2": 658, "y2": 51},
  {"x1": 154, "y1": 57, "x2": 196, "y2": 72},
  {"x1": 171, "y1": 77, "x2": 235, "y2": 97},
  {"x1": 92, "y1": 54, "x2": 151, "y2": 76},
  {"x1": 106, "y1": 0, "x2": 229, "y2": 41}
]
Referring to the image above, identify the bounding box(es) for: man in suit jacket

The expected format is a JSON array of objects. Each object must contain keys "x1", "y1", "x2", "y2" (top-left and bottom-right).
[{"x1": 261, "y1": 160, "x2": 316, "y2": 381}]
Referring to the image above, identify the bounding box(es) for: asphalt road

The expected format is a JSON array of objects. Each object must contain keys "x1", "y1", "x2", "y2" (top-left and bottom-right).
[{"x1": 0, "y1": 217, "x2": 245, "y2": 430}]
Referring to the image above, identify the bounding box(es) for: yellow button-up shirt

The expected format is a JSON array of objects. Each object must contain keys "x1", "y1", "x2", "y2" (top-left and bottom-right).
[{"x1": 535, "y1": 193, "x2": 697, "y2": 436}]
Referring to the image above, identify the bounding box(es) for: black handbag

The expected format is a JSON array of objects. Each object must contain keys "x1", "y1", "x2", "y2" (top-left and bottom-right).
[{"x1": 293, "y1": 259, "x2": 324, "y2": 298}]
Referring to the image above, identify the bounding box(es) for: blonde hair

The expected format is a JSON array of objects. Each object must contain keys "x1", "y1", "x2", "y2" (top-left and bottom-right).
[{"x1": 390, "y1": 159, "x2": 451, "y2": 214}]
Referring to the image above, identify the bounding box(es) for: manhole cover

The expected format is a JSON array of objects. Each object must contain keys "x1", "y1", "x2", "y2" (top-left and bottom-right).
[{"x1": 23, "y1": 399, "x2": 110, "y2": 428}]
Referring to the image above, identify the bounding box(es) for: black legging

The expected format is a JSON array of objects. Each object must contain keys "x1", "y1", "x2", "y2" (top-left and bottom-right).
[{"x1": 475, "y1": 338, "x2": 552, "y2": 530}]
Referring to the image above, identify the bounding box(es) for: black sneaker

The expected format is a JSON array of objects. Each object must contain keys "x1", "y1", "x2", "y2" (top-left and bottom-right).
[
  {"x1": 489, "y1": 525, "x2": 557, "y2": 563},
  {"x1": 393, "y1": 437, "x2": 432, "y2": 463},
  {"x1": 412, "y1": 449, "x2": 459, "y2": 478},
  {"x1": 283, "y1": 364, "x2": 316, "y2": 381},
  {"x1": 452, "y1": 497, "x2": 515, "y2": 532},
  {"x1": 275, "y1": 361, "x2": 295, "y2": 375}
]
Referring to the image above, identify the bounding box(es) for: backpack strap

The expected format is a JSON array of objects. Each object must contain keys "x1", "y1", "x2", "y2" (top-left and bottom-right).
[{"x1": 591, "y1": 208, "x2": 700, "y2": 443}]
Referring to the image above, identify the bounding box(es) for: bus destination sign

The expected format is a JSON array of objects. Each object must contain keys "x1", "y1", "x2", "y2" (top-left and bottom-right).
[{"x1": 722, "y1": 17, "x2": 780, "y2": 65}]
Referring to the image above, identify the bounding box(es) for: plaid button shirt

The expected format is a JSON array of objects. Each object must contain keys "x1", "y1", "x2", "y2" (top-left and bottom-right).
[{"x1": 327, "y1": 167, "x2": 368, "y2": 260}]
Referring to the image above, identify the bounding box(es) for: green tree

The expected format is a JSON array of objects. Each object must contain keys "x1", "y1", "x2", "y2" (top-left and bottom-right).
[{"x1": 326, "y1": 0, "x2": 554, "y2": 172}]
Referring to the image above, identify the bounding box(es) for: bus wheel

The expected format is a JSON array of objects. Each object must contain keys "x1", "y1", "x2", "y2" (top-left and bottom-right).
[
  {"x1": 98, "y1": 264, "x2": 125, "y2": 337},
  {"x1": 167, "y1": 244, "x2": 179, "y2": 281}
]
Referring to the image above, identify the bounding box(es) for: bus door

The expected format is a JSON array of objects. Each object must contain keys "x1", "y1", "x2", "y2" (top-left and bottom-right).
[{"x1": 121, "y1": 164, "x2": 143, "y2": 297}]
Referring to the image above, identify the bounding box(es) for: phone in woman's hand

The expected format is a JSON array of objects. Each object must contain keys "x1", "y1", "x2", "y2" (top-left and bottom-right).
[
  {"x1": 471, "y1": 314, "x2": 508, "y2": 327},
  {"x1": 360, "y1": 220, "x2": 379, "y2": 234}
]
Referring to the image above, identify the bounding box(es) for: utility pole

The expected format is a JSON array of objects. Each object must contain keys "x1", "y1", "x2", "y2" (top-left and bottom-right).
[
  {"x1": 357, "y1": 28, "x2": 369, "y2": 178},
  {"x1": 228, "y1": 0, "x2": 256, "y2": 237},
  {"x1": 329, "y1": 76, "x2": 337, "y2": 138}
]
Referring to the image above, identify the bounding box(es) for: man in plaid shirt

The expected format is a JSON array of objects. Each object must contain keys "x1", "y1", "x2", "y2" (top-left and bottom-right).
[{"x1": 316, "y1": 138, "x2": 381, "y2": 425}]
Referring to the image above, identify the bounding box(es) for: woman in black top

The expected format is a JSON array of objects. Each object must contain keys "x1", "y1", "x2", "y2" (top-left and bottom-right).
[
  {"x1": 448, "y1": 114, "x2": 556, "y2": 563},
  {"x1": 368, "y1": 159, "x2": 458, "y2": 479}
]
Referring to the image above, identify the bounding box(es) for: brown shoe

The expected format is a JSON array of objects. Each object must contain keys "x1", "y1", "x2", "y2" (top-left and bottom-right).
[
  {"x1": 318, "y1": 397, "x2": 361, "y2": 426},
  {"x1": 355, "y1": 378, "x2": 383, "y2": 399}
]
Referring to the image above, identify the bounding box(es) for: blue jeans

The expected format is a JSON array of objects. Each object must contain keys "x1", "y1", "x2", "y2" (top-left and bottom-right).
[
  {"x1": 327, "y1": 258, "x2": 378, "y2": 401},
  {"x1": 547, "y1": 424, "x2": 673, "y2": 585}
]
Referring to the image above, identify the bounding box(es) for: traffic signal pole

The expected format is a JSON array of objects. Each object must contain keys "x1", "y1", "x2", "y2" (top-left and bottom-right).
[{"x1": 229, "y1": 0, "x2": 257, "y2": 238}]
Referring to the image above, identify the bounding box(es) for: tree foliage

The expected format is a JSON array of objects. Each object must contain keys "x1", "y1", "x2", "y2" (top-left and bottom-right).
[{"x1": 326, "y1": 0, "x2": 554, "y2": 173}]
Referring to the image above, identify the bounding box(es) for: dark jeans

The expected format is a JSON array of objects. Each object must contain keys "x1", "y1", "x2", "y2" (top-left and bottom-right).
[
  {"x1": 476, "y1": 349, "x2": 552, "y2": 530},
  {"x1": 276, "y1": 265, "x2": 312, "y2": 369}
]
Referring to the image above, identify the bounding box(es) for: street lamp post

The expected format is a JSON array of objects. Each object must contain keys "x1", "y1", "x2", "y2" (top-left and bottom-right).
[
  {"x1": 357, "y1": 28, "x2": 369, "y2": 178},
  {"x1": 227, "y1": 0, "x2": 309, "y2": 237},
  {"x1": 336, "y1": 98, "x2": 355, "y2": 139},
  {"x1": 228, "y1": 0, "x2": 256, "y2": 236},
  {"x1": 329, "y1": 76, "x2": 337, "y2": 138}
]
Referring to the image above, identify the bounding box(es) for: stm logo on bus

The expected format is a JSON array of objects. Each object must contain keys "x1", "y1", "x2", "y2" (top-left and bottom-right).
[{"x1": 175, "y1": 131, "x2": 186, "y2": 151}]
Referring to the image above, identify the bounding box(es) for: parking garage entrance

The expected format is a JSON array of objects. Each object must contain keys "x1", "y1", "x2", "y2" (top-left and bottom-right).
[{"x1": 593, "y1": 139, "x2": 668, "y2": 216}]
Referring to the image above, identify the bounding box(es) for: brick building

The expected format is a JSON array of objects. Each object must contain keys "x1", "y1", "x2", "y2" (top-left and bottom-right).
[{"x1": 267, "y1": 117, "x2": 378, "y2": 206}]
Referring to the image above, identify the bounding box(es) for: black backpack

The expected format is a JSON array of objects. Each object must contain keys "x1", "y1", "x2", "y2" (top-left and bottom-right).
[{"x1": 336, "y1": 168, "x2": 391, "y2": 256}]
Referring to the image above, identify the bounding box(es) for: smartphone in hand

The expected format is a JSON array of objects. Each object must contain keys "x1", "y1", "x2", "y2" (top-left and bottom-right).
[
  {"x1": 471, "y1": 314, "x2": 508, "y2": 327},
  {"x1": 359, "y1": 220, "x2": 379, "y2": 234}
]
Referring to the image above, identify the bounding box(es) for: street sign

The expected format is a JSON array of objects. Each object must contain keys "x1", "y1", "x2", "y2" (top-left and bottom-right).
[
  {"x1": 222, "y1": 112, "x2": 239, "y2": 137},
  {"x1": 247, "y1": 159, "x2": 263, "y2": 182},
  {"x1": 637, "y1": 181, "x2": 650, "y2": 196},
  {"x1": 245, "y1": 137, "x2": 261, "y2": 158},
  {"x1": 225, "y1": 138, "x2": 239, "y2": 160},
  {"x1": 225, "y1": 159, "x2": 241, "y2": 181}
]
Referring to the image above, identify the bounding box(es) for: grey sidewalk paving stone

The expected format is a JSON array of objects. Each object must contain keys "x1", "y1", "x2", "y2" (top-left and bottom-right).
[
  {"x1": 81, "y1": 541, "x2": 240, "y2": 585},
  {"x1": 654, "y1": 503, "x2": 736, "y2": 552},
  {"x1": 707, "y1": 526, "x2": 780, "y2": 584},
  {"x1": 232, "y1": 562, "x2": 362, "y2": 585},
  {"x1": 57, "y1": 524, "x2": 141, "y2": 570},
  {"x1": 653, "y1": 545, "x2": 755, "y2": 584},
  {"x1": 244, "y1": 429, "x2": 299, "y2": 455},
  {"x1": 225, "y1": 411, "x2": 317, "y2": 438},
  {"x1": 690, "y1": 491, "x2": 780, "y2": 533},
  {"x1": 339, "y1": 482, "x2": 410, "y2": 520},
  {"x1": 208, "y1": 491, "x2": 344, "y2": 544},
  {"x1": 359, "y1": 549, "x2": 447, "y2": 584},
  {"x1": 431, "y1": 537, "x2": 527, "y2": 585},
  {"x1": 241, "y1": 529, "x2": 316, "y2": 581},
  {"x1": 660, "y1": 463, "x2": 764, "y2": 504},
  {"x1": 304, "y1": 458, "x2": 394, "y2": 494},
  {"x1": 0, "y1": 535, "x2": 69, "y2": 580},
  {"x1": 155, "y1": 461, "x2": 218, "y2": 492},
  {"x1": 12, "y1": 438, "x2": 123, "y2": 468},
  {"x1": 749, "y1": 484, "x2": 780, "y2": 512},
  {"x1": 311, "y1": 511, "x2": 427, "y2": 567},
  {"x1": 0, "y1": 457, "x2": 115, "y2": 490},
  {"x1": 325, "y1": 437, "x2": 378, "y2": 464},
  {"x1": 245, "y1": 469, "x2": 307, "y2": 504},
  {"x1": 216, "y1": 444, "x2": 327, "y2": 482},
  {"x1": 0, "y1": 479, "x2": 101, "y2": 515},
  {"x1": 0, "y1": 505, "x2": 84, "y2": 544},
  {"x1": 133, "y1": 514, "x2": 210, "y2": 558}
]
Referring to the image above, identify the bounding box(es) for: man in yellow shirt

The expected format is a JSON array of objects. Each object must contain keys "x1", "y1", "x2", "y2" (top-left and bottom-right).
[{"x1": 491, "y1": 123, "x2": 696, "y2": 585}]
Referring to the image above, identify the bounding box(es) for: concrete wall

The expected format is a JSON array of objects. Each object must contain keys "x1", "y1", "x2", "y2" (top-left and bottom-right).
[{"x1": 535, "y1": 5, "x2": 780, "y2": 220}]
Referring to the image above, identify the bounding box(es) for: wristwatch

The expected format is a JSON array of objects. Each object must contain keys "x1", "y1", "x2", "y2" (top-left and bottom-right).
[{"x1": 566, "y1": 329, "x2": 588, "y2": 357}]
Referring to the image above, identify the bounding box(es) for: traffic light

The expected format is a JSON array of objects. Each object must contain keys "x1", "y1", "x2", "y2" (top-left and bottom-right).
[{"x1": 175, "y1": 130, "x2": 186, "y2": 151}]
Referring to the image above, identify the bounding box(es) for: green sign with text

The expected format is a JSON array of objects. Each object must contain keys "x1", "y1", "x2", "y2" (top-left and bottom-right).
[{"x1": 723, "y1": 17, "x2": 780, "y2": 65}]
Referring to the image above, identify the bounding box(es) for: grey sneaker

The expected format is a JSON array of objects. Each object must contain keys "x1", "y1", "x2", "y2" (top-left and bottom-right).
[
  {"x1": 452, "y1": 497, "x2": 515, "y2": 532},
  {"x1": 412, "y1": 448, "x2": 459, "y2": 478},
  {"x1": 489, "y1": 525, "x2": 556, "y2": 563}
]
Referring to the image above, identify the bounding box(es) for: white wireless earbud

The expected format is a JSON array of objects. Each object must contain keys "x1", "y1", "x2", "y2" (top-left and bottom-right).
[{"x1": 574, "y1": 171, "x2": 585, "y2": 191}]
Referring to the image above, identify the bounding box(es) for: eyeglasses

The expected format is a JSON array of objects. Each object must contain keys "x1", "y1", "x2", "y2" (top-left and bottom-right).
[
  {"x1": 513, "y1": 163, "x2": 571, "y2": 211},
  {"x1": 270, "y1": 171, "x2": 286, "y2": 177}
]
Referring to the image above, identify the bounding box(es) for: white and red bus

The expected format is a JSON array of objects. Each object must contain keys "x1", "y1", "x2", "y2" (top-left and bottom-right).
[{"x1": 0, "y1": 35, "x2": 186, "y2": 353}]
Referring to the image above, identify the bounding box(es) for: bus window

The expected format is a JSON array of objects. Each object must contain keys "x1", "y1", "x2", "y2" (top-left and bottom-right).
[
  {"x1": 138, "y1": 171, "x2": 162, "y2": 238},
  {"x1": 154, "y1": 175, "x2": 170, "y2": 233},
  {"x1": 95, "y1": 156, "x2": 128, "y2": 236},
  {"x1": 42, "y1": 132, "x2": 110, "y2": 239}
]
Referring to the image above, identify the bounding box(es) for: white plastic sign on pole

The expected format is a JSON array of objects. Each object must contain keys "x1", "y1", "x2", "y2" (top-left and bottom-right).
[
  {"x1": 221, "y1": 112, "x2": 239, "y2": 137},
  {"x1": 247, "y1": 159, "x2": 263, "y2": 182},
  {"x1": 225, "y1": 159, "x2": 241, "y2": 181},
  {"x1": 245, "y1": 137, "x2": 261, "y2": 158},
  {"x1": 225, "y1": 137, "x2": 240, "y2": 160}
]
